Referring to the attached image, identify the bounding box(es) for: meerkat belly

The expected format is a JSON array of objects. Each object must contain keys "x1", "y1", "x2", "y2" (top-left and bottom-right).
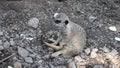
[{"x1": 71, "y1": 35, "x2": 85, "y2": 52}]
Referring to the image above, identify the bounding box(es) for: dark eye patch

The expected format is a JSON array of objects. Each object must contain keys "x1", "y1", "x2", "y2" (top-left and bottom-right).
[{"x1": 55, "y1": 20, "x2": 61, "y2": 24}]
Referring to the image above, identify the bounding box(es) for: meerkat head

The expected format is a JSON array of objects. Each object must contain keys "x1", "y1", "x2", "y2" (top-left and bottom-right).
[{"x1": 53, "y1": 13, "x2": 69, "y2": 27}]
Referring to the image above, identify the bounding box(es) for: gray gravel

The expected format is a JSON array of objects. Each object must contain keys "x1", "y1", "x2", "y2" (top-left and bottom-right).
[{"x1": 0, "y1": 0, "x2": 120, "y2": 68}]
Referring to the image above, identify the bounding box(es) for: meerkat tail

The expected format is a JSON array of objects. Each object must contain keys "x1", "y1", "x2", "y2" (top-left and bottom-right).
[{"x1": 43, "y1": 41, "x2": 63, "y2": 50}]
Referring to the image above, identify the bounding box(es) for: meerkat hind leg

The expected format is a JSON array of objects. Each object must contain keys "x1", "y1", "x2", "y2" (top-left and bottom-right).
[
  {"x1": 43, "y1": 41, "x2": 63, "y2": 50},
  {"x1": 51, "y1": 49, "x2": 67, "y2": 57}
]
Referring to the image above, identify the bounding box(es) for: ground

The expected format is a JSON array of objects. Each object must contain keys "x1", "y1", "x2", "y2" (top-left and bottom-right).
[{"x1": 0, "y1": 0, "x2": 120, "y2": 68}]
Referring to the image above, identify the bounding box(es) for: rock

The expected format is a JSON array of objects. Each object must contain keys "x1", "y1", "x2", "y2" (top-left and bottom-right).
[
  {"x1": 0, "y1": 31, "x2": 3, "y2": 36},
  {"x1": 90, "y1": 48, "x2": 98, "y2": 58},
  {"x1": 84, "y1": 48, "x2": 91, "y2": 55},
  {"x1": 29, "y1": 54, "x2": 36, "y2": 58},
  {"x1": 67, "y1": 61, "x2": 76, "y2": 68},
  {"x1": 24, "y1": 57, "x2": 33, "y2": 63},
  {"x1": 3, "y1": 41, "x2": 10, "y2": 49},
  {"x1": 77, "y1": 66, "x2": 86, "y2": 68},
  {"x1": 115, "y1": 37, "x2": 120, "y2": 41},
  {"x1": 8, "y1": 66, "x2": 13, "y2": 68},
  {"x1": 110, "y1": 49, "x2": 118, "y2": 56},
  {"x1": 94, "y1": 65, "x2": 104, "y2": 68},
  {"x1": 12, "y1": 56, "x2": 18, "y2": 61},
  {"x1": 10, "y1": 39, "x2": 15, "y2": 46},
  {"x1": 0, "y1": 45, "x2": 4, "y2": 50},
  {"x1": 38, "y1": 60, "x2": 43, "y2": 65},
  {"x1": 102, "y1": 46, "x2": 109, "y2": 53},
  {"x1": 48, "y1": 63, "x2": 54, "y2": 68},
  {"x1": 18, "y1": 47, "x2": 29, "y2": 58},
  {"x1": 89, "y1": 15, "x2": 97, "y2": 22},
  {"x1": 14, "y1": 62, "x2": 22, "y2": 68},
  {"x1": 74, "y1": 56, "x2": 83, "y2": 62},
  {"x1": 109, "y1": 26, "x2": 117, "y2": 32},
  {"x1": 0, "y1": 40, "x2": 2, "y2": 45},
  {"x1": 28, "y1": 17, "x2": 39, "y2": 28}
]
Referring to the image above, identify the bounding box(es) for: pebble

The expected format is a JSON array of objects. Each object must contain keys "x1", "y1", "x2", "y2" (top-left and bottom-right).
[
  {"x1": 14, "y1": 62, "x2": 22, "y2": 68},
  {"x1": 3, "y1": 41, "x2": 10, "y2": 49},
  {"x1": 115, "y1": 37, "x2": 120, "y2": 41},
  {"x1": 110, "y1": 49, "x2": 118, "y2": 56},
  {"x1": 74, "y1": 56, "x2": 83, "y2": 62},
  {"x1": 67, "y1": 61, "x2": 76, "y2": 68},
  {"x1": 0, "y1": 45, "x2": 4, "y2": 50},
  {"x1": 28, "y1": 17, "x2": 39, "y2": 28},
  {"x1": 38, "y1": 60, "x2": 43, "y2": 65},
  {"x1": 48, "y1": 63, "x2": 54, "y2": 68},
  {"x1": 102, "y1": 46, "x2": 109, "y2": 53},
  {"x1": 24, "y1": 57, "x2": 33, "y2": 63},
  {"x1": 8, "y1": 66, "x2": 13, "y2": 68},
  {"x1": 0, "y1": 31, "x2": 3, "y2": 36},
  {"x1": 90, "y1": 48, "x2": 98, "y2": 58},
  {"x1": 94, "y1": 65, "x2": 104, "y2": 68},
  {"x1": 29, "y1": 54, "x2": 36, "y2": 58},
  {"x1": 0, "y1": 40, "x2": 2, "y2": 45},
  {"x1": 89, "y1": 15, "x2": 97, "y2": 22},
  {"x1": 84, "y1": 48, "x2": 91, "y2": 55},
  {"x1": 109, "y1": 26, "x2": 117, "y2": 31},
  {"x1": 12, "y1": 56, "x2": 18, "y2": 61},
  {"x1": 18, "y1": 47, "x2": 29, "y2": 58},
  {"x1": 10, "y1": 39, "x2": 15, "y2": 46}
]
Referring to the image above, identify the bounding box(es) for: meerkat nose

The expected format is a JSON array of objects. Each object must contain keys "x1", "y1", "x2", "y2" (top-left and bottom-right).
[{"x1": 54, "y1": 13, "x2": 59, "y2": 18}]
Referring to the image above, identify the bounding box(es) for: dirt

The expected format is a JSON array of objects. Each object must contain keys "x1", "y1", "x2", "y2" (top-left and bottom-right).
[{"x1": 0, "y1": 0, "x2": 120, "y2": 68}]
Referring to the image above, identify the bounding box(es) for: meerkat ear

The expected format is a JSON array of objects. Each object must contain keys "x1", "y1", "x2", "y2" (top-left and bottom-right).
[{"x1": 65, "y1": 20, "x2": 69, "y2": 25}]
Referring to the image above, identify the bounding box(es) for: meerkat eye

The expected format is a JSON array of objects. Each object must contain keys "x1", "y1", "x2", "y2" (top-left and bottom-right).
[
  {"x1": 64, "y1": 20, "x2": 69, "y2": 25},
  {"x1": 55, "y1": 20, "x2": 61, "y2": 24}
]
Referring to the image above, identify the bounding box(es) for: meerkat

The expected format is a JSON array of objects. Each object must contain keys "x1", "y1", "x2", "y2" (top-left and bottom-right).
[{"x1": 43, "y1": 13, "x2": 86, "y2": 57}]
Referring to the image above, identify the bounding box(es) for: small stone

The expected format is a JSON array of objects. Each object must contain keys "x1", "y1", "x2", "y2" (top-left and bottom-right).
[
  {"x1": 67, "y1": 61, "x2": 76, "y2": 68},
  {"x1": 94, "y1": 65, "x2": 104, "y2": 68},
  {"x1": 38, "y1": 60, "x2": 43, "y2": 65},
  {"x1": 115, "y1": 37, "x2": 120, "y2": 41},
  {"x1": 8, "y1": 66, "x2": 13, "y2": 68},
  {"x1": 0, "y1": 40, "x2": 2, "y2": 45},
  {"x1": 48, "y1": 63, "x2": 54, "y2": 68},
  {"x1": 0, "y1": 45, "x2": 4, "y2": 50},
  {"x1": 10, "y1": 39, "x2": 15, "y2": 46},
  {"x1": 110, "y1": 49, "x2": 118, "y2": 56},
  {"x1": 29, "y1": 54, "x2": 36, "y2": 58},
  {"x1": 74, "y1": 56, "x2": 83, "y2": 62},
  {"x1": 12, "y1": 56, "x2": 18, "y2": 61},
  {"x1": 109, "y1": 26, "x2": 117, "y2": 31},
  {"x1": 28, "y1": 17, "x2": 39, "y2": 28},
  {"x1": 102, "y1": 46, "x2": 109, "y2": 53},
  {"x1": 89, "y1": 15, "x2": 97, "y2": 22},
  {"x1": 77, "y1": 66, "x2": 86, "y2": 68},
  {"x1": 84, "y1": 48, "x2": 91, "y2": 55},
  {"x1": 18, "y1": 47, "x2": 29, "y2": 58},
  {"x1": 24, "y1": 57, "x2": 33, "y2": 63},
  {"x1": 3, "y1": 41, "x2": 10, "y2": 49},
  {"x1": 90, "y1": 48, "x2": 98, "y2": 58},
  {"x1": 0, "y1": 31, "x2": 3, "y2": 36},
  {"x1": 14, "y1": 62, "x2": 22, "y2": 68}
]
